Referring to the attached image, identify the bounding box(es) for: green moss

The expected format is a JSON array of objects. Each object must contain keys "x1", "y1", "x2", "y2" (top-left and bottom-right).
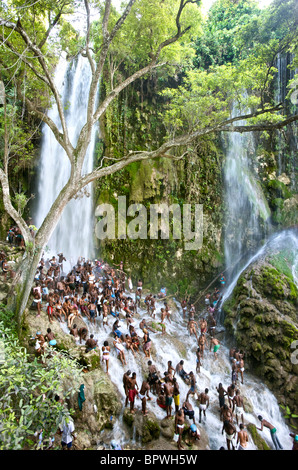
[{"x1": 142, "y1": 418, "x2": 160, "y2": 443}]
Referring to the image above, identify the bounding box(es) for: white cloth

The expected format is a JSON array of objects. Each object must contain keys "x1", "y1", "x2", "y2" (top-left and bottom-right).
[{"x1": 59, "y1": 419, "x2": 75, "y2": 444}]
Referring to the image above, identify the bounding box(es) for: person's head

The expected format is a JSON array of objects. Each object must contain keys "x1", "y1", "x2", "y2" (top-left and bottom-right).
[
  {"x1": 126, "y1": 370, "x2": 131, "y2": 376},
  {"x1": 47, "y1": 328, "x2": 51, "y2": 333},
  {"x1": 258, "y1": 415, "x2": 263, "y2": 422},
  {"x1": 205, "y1": 388, "x2": 209, "y2": 394},
  {"x1": 104, "y1": 340, "x2": 109, "y2": 347},
  {"x1": 132, "y1": 372, "x2": 136, "y2": 378},
  {"x1": 148, "y1": 361, "x2": 152, "y2": 366},
  {"x1": 90, "y1": 334, "x2": 94, "y2": 339},
  {"x1": 240, "y1": 424, "x2": 244, "y2": 430},
  {"x1": 180, "y1": 360, "x2": 184, "y2": 365},
  {"x1": 73, "y1": 324, "x2": 77, "y2": 329},
  {"x1": 190, "y1": 424, "x2": 197, "y2": 433}
]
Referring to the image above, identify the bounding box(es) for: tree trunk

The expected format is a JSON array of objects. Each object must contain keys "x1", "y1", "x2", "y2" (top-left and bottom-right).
[{"x1": 7, "y1": 244, "x2": 44, "y2": 334}]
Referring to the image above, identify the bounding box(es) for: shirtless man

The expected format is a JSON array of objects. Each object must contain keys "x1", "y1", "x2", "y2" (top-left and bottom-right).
[
  {"x1": 69, "y1": 323, "x2": 79, "y2": 339},
  {"x1": 196, "y1": 348, "x2": 202, "y2": 374},
  {"x1": 182, "y1": 399, "x2": 195, "y2": 424},
  {"x1": 164, "y1": 302, "x2": 172, "y2": 323},
  {"x1": 188, "y1": 319, "x2": 199, "y2": 340},
  {"x1": 208, "y1": 315, "x2": 216, "y2": 337},
  {"x1": 257, "y1": 415, "x2": 283, "y2": 450},
  {"x1": 198, "y1": 388, "x2": 210, "y2": 423},
  {"x1": 148, "y1": 361, "x2": 159, "y2": 394},
  {"x1": 127, "y1": 372, "x2": 139, "y2": 414},
  {"x1": 78, "y1": 327, "x2": 88, "y2": 344},
  {"x1": 164, "y1": 377, "x2": 174, "y2": 419},
  {"x1": 175, "y1": 409, "x2": 185, "y2": 450},
  {"x1": 198, "y1": 334, "x2": 207, "y2": 358},
  {"x1": 237, "y1": 423, "x2": 249, "y2": 450},
  {"x1": 237, "y1": 356, "x2": 245, "y2": 384},
  {"x1": 220, "y1": 403, "x2": 233, "y2": 423},
  {"x1": 216, "y1": 383, "x2": 227, "y2": 410},
  {"x1": 186, "y1": 371, "x2": 198, "y2": 400},
  {"x1": 123, "y1": 370, "x2": 131, "y2": 407},
  {"x1": 232, "y1": 389, "x2": 246, "y2": 425},
  {"x1": 222, "y1": 420, "x2": 237, "y2": 450},
  {"x1": 167, "y1": 361, "x2": 175, "y2": 382},
  {"x1": 88, "y1": 299, "x2": 97, "y2": 325},
  {"x1": 227, "y1": 383, "x2": 236, "y2": 409},
  {"x1": 138, "y1": 378, "x2": 151, "y2": 416},
  {"x1": 45, "y1": 328, "x2": 55, "y2": 343},
  {"x1": 175, "y1": 360, "x2": 190, "y2": 383},
  {"x1": 173, "y1": 378, "x2": 180, "y2": 413},
  {"x1": 57, "y1": 253, "x2": 66, "y2": 272},
  {"x1": 85, "y1": 334, "x2": 98, "y2": 352},
  {"x1": 149, "y1": 296, "x2": 156, "y2": 319},
  {"x1": 102, "y1": 302, "x2": 109, "y2": 331}
]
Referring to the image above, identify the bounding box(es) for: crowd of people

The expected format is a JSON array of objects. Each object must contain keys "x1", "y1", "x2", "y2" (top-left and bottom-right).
[{"x1": 22, "y1": 251, "x2": 296, "y2": 451}]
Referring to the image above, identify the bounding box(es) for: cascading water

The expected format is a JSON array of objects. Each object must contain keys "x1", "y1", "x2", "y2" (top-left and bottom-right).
[
  {"x1": 35, "y1": 54, "x2": 98, "y2": 267},
  {"x1": 223, "y1": 110, "x2": 271, "y2": 283},
  {"x1": 60, "y1": 286, "x2": 294, "y2": 450}
]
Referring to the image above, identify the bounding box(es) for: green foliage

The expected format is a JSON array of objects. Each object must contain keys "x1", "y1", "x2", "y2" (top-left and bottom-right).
[
  {"x1": 0, "y1": 305, "x2": 83, "y2": 450},
  {"x1": 195, "y1": 0, "x2": 261, "y2": 69}
]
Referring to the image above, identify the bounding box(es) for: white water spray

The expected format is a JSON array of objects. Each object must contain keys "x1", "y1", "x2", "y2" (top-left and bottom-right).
[{"x1": 35, "y1": 54, "x2": 98, "y2": 267}]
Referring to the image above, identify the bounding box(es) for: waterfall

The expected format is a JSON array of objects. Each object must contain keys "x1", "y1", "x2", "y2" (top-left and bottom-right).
[
  {"x1": 223, "y1": 111, "x2": 271, "y2": 283},
  {"x1": 35, "y1": 54, "x2": 98, "y2": 267},
  {"x1": 221, "y1": 229, "x2": 298, "y2": 306}
]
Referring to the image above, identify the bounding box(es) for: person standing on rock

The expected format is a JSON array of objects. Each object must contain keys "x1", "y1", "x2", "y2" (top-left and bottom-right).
[
  {"x1": 237, "y1": 356, "x2": 245, "y2": 384},
  {"x1": 174, "y1": 409, "x2": 185, "y2": 450},
  {"x1": 198, "y1": 388, "x2": 210, "y2": 423},
  {"x1": 138, "y1": 378, "x2": 151, "y2": 416},
  {"x1": 237, "y1": 423, "x2": 249, "y2": 450},
  {"x1": 186, "y1": 371, "x2": 198, "y2": 400},
  {"x1": 216, "y1": 383, "x2": 227, "y2": 411},
  {"x1": 164, "y1": 376, "x2": 174, "y2": 419},
  {"x1": 222, "y1": 420, "x2": 237, "y2": 450},
  {"x1": 227, "y1": 383, "x2": 236, "y2": 409},
  {"x1": 123, "y1": 370, "x2": 131, "y2": 407},
  {"x1": 127, "y1": 372, "x2": 139, "y2": 414},
  {"x1": 198, "y1": 333, "x2": 207, "y2": 358},
  {"x1": 232, "y1": 389, "x2": 246, "y2": 426},
  {"x1": 102, "y1": 340, "x2": 110, "y2": 374},
  {"x1": 257, "y1": 415, "x2": 283, "y2": 450},
  {"x1": 173, "y1": 377, "x2": 180, "y2": 413},
  {"x1": 210, "y1": 336, "x2": 220, "y2": 359}
]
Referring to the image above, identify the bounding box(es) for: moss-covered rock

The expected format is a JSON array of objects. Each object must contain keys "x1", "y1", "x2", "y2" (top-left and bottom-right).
[{"x1": 223, "y1": 252, "x2": 298, "y2": 420}]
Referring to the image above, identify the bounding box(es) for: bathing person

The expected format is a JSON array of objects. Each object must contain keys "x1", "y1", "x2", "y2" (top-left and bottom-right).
[
  {"x1": 102, "y1": 340, "x2": 110, "y2": 373},
  {"x1": 257, "y1": 416, "x2": 283, "y2": 450},
  {"x1": 198, "y1": 388, "x2": 209, "y2": 423}
]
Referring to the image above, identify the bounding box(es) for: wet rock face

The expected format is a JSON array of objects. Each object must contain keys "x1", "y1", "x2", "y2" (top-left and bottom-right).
[{"x1": 223, "y1": 256, "x2": 298, "y2": 422}]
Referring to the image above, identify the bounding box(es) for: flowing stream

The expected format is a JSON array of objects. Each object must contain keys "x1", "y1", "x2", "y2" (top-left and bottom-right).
[
  {"x1": 60, "y1": 275, "x2": 294, "y2": 450},
  {"x1": 35, "y1": 54, "x2": 98, "y2": 267},
  {"x1": 35, "y1": 50, "x2": 296, "y2": 451}
]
